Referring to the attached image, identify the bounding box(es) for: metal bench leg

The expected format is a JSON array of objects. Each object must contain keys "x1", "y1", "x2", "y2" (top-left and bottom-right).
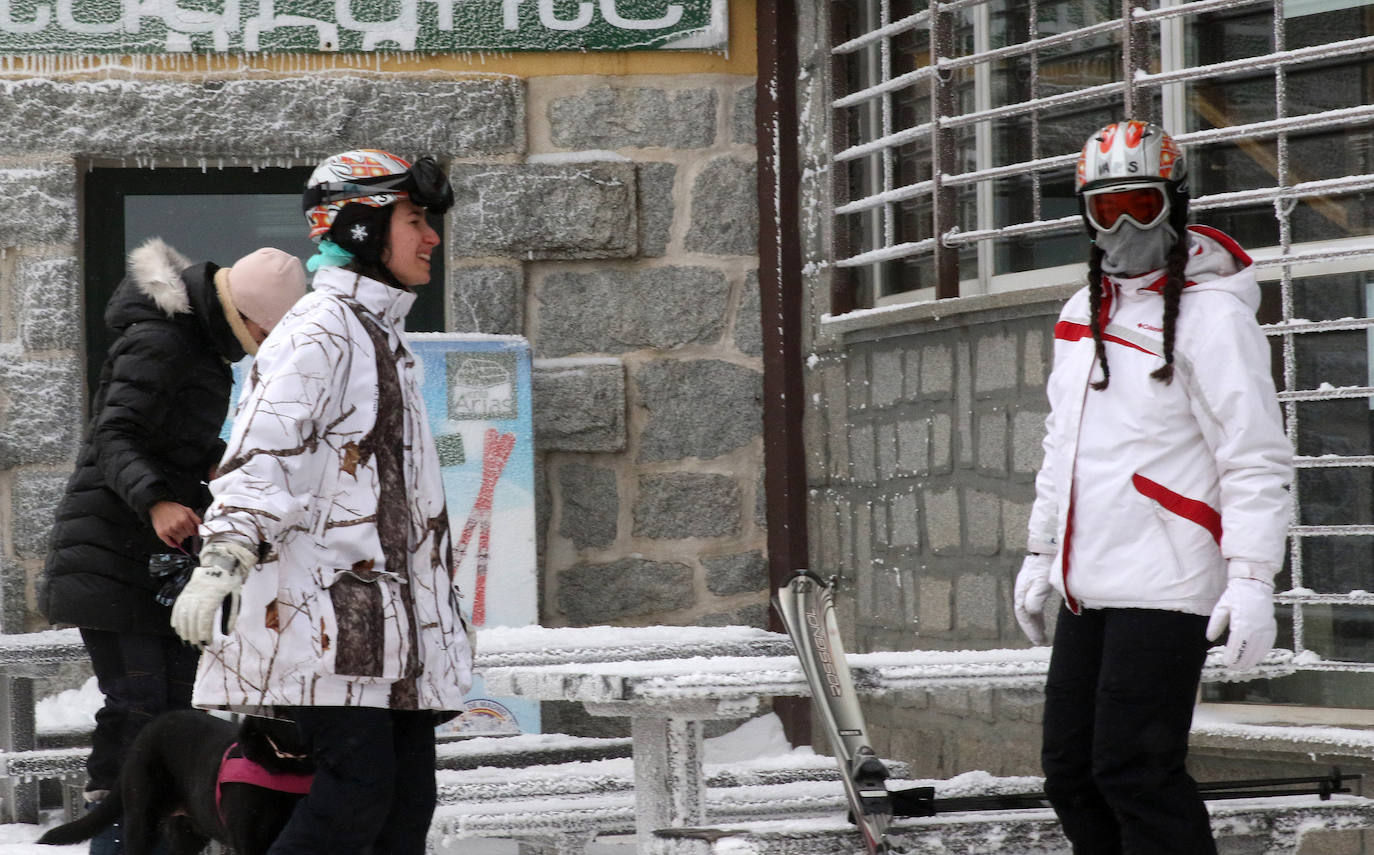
[
  {"x1": 631, "y1": 717, "x2": 706, "y2": 851},
  {"x1": 62, "y1": 781, "x2": 84, "y2": 823},
  {"x1": 1261, "y1": 814, "x2": 1301, "y2": 855},
  {"x1": 0, "y1": 676, "x2": 39, "y2": 823}
]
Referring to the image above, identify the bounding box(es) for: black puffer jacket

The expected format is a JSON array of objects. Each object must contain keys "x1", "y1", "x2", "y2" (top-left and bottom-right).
[{"x1": 41, "y1": 239, "x2": 246, "y2": 634}]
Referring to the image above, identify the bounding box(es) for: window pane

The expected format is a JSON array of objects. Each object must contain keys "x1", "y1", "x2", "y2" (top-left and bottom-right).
[
  {"x1": 1209, "y1": 666, "x2": 1374, "y2": 705},
  {"x1": 1298, "y1": 469, "x2": 1374, "y2": 529},
  {"x1": 124, "y1": 194, "x2": 314, "y2": 264}
]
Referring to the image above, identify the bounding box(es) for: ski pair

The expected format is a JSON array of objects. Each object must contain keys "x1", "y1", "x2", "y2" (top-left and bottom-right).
[
  {"x1": 775, "y1": 569, "x2": 1364, "y2": 855},
  {"x1": 774, "y1": 569, "x2": 893, "y2": 854}
]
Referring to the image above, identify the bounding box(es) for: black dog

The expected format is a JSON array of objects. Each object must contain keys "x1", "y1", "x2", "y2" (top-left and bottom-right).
[{"x1": 39, "y1": 709, "x2": 313, "y2": 855}]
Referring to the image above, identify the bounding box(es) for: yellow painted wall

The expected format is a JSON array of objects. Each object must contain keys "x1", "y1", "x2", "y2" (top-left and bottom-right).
[{"x1": 0, "y1": 0, "x2": 755, "y2": 78}]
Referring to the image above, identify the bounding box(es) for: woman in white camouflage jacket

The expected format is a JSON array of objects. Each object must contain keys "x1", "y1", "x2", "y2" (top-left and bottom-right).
[{"x1": 171, "y1": 149, "x2": 471, "y2": 855}]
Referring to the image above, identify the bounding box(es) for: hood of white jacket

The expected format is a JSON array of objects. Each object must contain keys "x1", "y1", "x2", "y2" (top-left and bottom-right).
[{"x1": 1105, "y1": 225, "x2": 1259, "y2": 314}]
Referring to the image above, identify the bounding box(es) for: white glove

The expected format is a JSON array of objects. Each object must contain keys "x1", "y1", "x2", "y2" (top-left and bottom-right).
[
  {"x1": 1013, "y1": 553, "x2": 1055, "y2": 646},
  {"x1": 170, "y1": 540, "x2": 256, "y2": 647},
  {"x1": 1205, "y1": 574, "x2": 1276, "y2": 671}
]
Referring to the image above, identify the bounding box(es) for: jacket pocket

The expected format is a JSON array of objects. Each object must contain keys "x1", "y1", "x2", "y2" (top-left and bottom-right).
[
  {"x1": 321, "y1": 569, "x2": 403, "y2": 680},
  {"x1": 1131, "y1": 473, "x2": 1222, "y2": 544},
  {"x1": 1134, "y1": 473, "x2": 1225, "y2": 599}
]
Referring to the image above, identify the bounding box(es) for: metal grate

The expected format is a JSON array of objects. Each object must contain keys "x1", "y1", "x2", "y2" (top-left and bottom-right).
[{"x1": 831, "y1": 0, "x2": 1374, "y2": 698}]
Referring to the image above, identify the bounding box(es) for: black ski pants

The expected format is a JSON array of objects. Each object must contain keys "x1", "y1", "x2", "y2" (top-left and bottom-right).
[
  {"x1": 1042, "y1": 605, "x2": 1216, "y2": 855},
  {"x1": 81, "y1": 628, "x2": 199, "y2": 793},
  {"x1": 267, "y1": 706, "x2": 437, "y2": 855}
]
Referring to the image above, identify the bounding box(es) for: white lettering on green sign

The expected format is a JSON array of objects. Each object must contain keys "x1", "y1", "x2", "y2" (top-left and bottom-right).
[{"x1": 0, "y1": 0, "x2": 725, "y2": 53}]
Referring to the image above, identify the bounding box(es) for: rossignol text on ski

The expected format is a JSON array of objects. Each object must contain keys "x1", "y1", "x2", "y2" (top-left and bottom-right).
[{"x1": 775, "y1": 569, "x2": 893, "y2": 855}]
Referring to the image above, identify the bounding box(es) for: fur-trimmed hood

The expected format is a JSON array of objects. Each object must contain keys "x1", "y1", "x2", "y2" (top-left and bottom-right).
[
  {"x1": 105, "y1": 237, "x2": 245, "y2": 363},
  {"x1": 128, "y1": 237, "x2": 194, "y2": 316}
]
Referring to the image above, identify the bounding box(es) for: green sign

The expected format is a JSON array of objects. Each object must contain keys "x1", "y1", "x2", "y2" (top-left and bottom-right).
[{"x1": 0, "y1": 0, "x2": 726, "y2": 53}]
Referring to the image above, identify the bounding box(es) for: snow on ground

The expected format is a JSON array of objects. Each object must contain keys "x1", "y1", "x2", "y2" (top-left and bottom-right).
[
  {"x1": 705, "y1": 711, "x2": 806, "y2": 764},
  {"x1": 34, "y1": 678, "x2": 101, "y2": 736},
  {"x1": 0, "y1": 816, "x2": 83, "y2": 854}
]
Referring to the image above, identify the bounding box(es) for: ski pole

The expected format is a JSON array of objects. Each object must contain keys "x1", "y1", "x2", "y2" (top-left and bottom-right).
[
  {"x1": 1194, "y1": 768, "x2": 1358, "y2": 797},
  {"x1": 888, "y1": 768, "x2": 1360, "y2": 817}
]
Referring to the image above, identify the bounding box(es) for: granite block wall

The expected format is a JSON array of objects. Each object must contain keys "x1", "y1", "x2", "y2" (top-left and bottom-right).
[
  {"x1": 0, "y1": 71, "x2": 763, "y2": 637},
  {"x1": 523, "y1": 76, "x2": 765, "y2": 631},
  {"x1": 805, "y1": 298, "x2": 1067, "y2": 778}
]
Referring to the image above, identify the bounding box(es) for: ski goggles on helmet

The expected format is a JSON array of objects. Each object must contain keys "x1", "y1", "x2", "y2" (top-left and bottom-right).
[
  {"x1": 301, "y1": 155, "x2": 455, "y2": 215},
  {"x1": 1082, "y1": 182, "x2": 1170, "y2": 234}
]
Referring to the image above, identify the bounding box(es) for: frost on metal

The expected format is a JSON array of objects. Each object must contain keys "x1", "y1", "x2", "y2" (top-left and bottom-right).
[
  {"x1": 0, "y1": 76, "x2": 524, "y2": 158},
  {"x1": 0, "y1": 747, "x2": 87, "y2": 780},
  {"x1": 474, "y1": 624, "x2": 794, "y2": 668},
  {"x1": 0, "y1": 628, "x2": 83, "y2": 667},
  {"x1": 481, "y1": 645, "x2": 1299, "y2": 705}
]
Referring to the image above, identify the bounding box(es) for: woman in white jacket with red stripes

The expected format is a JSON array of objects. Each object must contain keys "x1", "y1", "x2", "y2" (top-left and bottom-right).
[{"x1": 1013, "y1": 121, "x2": 1293, "y2": 855}]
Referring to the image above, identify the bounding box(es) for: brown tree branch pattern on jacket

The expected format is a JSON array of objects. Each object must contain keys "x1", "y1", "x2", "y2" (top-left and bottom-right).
[{"x1": 349, "y1": 304, "x2": 422, "y2": 707}]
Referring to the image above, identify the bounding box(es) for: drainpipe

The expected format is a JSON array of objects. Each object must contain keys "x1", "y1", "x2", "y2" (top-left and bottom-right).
[{"x1": 757, "y1": 0, "x2": 812, "y2": 747}]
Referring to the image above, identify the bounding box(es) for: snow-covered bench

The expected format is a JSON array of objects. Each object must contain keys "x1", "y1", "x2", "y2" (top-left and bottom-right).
[
  {"x1": 648, "y1": 793, "x2": 1374, "y2": 854},
  {"x1": 0, "y1": 624, "x2": 1335, "y2": 850},
  {"x1": 0, "y1": 628, "x2": 88, "y2": 822},
  {"x1": 0, "y1": 625, "x2": 796, "y2": 825},
  {"x1": 478, "y1": 644, "x2": 1303, "y2": 849},
  {"x1": 434, "y1": 732, "x2": 632, "y2": 769},
  {"x1": 436, "y1": 753, "x2": 913, "y2": 804},
  {"x1": 428, "y1": 777, "x2": 863, "y2": 855},
  {"x1": 436, "y1": 770, "x2": 1374, "y2": 855}
]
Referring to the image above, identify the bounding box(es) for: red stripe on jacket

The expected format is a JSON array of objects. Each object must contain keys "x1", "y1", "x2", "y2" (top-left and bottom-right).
[
  {"x1": 1131, "y1": 473, "x2": 1223, "y2": 544},
  {"x1": 1054, "y1": 321, "x2": 1161, "y2": 357}
]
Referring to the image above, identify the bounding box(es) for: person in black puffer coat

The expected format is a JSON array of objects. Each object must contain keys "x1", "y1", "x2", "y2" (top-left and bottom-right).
[{"x1": 40, "y1": 237, "x2": 306, "y2": 855}]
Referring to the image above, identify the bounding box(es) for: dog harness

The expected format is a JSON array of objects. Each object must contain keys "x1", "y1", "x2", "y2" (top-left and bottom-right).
[{"x1": 216, "y1": 742, "x2": 315, "y2": 823}]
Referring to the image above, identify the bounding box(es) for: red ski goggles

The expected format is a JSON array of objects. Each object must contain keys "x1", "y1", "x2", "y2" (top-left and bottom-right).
[{"x1": 1083, "y1": 184, "x2": 1170, "y2": 234}]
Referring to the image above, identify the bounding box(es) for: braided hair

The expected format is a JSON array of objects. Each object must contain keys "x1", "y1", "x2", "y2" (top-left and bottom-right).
[
  {"x1": 1086, "y1": 244, "x2": 1111, "y2": 391},
  {"x1": 1149, "y1": 229, "x2": 1190, "y2": 384},
  {"x1": 1087, "y1": 225, "x2": 1191, "y2": 391}
]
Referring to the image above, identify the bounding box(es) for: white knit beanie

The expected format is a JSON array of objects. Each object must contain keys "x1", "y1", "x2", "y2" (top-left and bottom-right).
[{"x1": 213, "y1": 248, "x2": 308, "y2": 355}]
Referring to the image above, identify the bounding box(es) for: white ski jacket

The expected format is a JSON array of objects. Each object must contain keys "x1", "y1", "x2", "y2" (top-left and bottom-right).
[
  {"x1": 1027, "y1": 226, "x2": 1293, "y2": 616},
  {"x1": 193, "y1": 266, "x2": 473, "y2": 713}
]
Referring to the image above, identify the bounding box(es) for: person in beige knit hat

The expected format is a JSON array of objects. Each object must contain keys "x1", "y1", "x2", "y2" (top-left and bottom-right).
[
  {"x1": 40, "y1": 239, "x2": 305, "y2": 855},
  {"x1": 214, "y1": 247, "x2": 308, "y2": 355}
]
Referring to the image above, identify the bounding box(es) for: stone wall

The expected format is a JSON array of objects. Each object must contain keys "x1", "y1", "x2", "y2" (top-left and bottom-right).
[
  {"x1": 512, "y1": 75, "x2": 765, "y2": 631},
  {"x1": 803, "y1": 295, "x2": 1068, "y2": 777},
  {"x1": 0, "y1": 70, "x2": 764, "y2": 639}
]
